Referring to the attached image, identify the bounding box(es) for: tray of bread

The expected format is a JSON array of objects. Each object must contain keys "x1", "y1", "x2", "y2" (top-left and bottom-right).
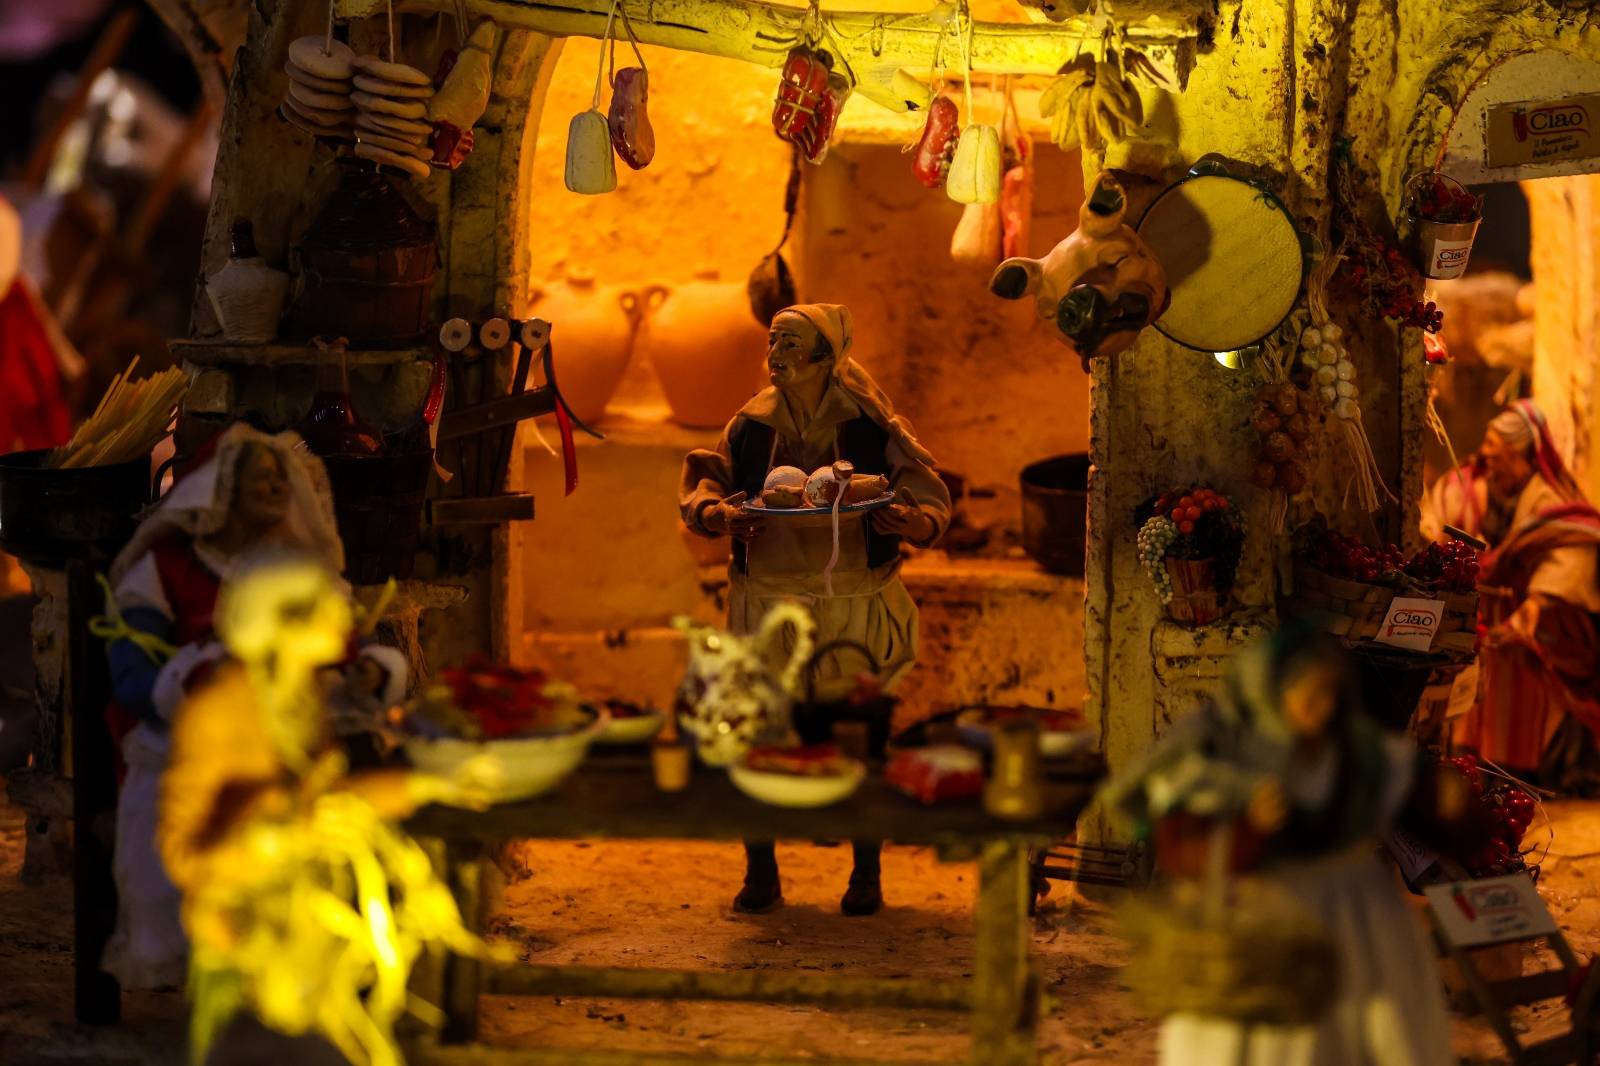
[{"x1": 741, "y1": 461, "x2": 896, "y2": 518}]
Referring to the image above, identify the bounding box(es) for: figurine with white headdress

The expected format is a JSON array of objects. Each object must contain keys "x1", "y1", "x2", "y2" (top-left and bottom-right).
[{"x1": 680, "y1": 303, "x2": 951, "y2": 916}]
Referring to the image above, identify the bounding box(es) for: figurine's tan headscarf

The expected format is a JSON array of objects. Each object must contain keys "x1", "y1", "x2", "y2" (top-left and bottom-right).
[{"x1": 780, "y1": 303, "x2": 936, "y2": 468}]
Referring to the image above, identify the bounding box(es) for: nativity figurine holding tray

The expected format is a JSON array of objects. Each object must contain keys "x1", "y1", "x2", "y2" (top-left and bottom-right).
[
  {"x1": 97, "y1": 423, "x2": 408, "y2": 991},
  {"x1": 680, "y1": 303, "x2": 951, "y2": 917}
]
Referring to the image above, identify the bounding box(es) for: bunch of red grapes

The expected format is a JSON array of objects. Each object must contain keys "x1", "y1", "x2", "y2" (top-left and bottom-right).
[
  {"x1": 1309, "y1": 531, "x2": 1478, "y2": 592},
  {"x1": 1403, "y1": 541, "x2": 1480, "y2": 593},
  {"x1": 1446, "y1": 754, "x2": 1539, "y2": 877},
  {"x1": 1308, "y1": 530, "x2": 1407, "y2": 583}
]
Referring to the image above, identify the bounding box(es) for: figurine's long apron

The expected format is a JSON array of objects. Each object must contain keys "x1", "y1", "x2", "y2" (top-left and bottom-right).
[{"x1": 730, "y1": 433, "x2": 917, "y2": 700}]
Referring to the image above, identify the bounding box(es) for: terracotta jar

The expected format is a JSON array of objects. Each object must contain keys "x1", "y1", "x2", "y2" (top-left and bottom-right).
[
  {"x1": 528, "y1": 270, "x2": 641, "y2": 425},
  {"x1": 639, "y1": 269, "x2": 769, "y2": 428}
]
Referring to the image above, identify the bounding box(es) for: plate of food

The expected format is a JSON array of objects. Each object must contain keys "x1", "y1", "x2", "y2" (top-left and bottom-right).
[
  {"x1": 728, "y1": 743, "x2": 867, "y2": 808},
  {"x1": 742, "y1": 461, "x2": 896, "y2": 520},
  {"x1": 402, "y1": 659, "x2": 608, "y2": 802},
  {"x1": 955, "y1": 706, "x2": 1094, "y2": 759},
  {"x1": 594, "y1": 700, "x2": 665, "y2": 745}
]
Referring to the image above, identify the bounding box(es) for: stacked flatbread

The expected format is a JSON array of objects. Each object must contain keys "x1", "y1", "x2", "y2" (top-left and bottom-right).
[
  {"x1": 350, "y1": 55, "x2": 436, "y2": 179},
  {"x1": 281, "y1": 36, "x2": 357, "y2": 140}
]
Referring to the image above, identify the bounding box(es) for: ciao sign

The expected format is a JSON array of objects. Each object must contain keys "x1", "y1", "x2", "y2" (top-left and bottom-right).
[
  {"x1": 1425, "y1": 874, "x2": 1557, "y2": 948},
  {"x1": 1376, "y1": 596, "x2": 1447, "y2": 652},
  {"x1": 1486, "y1": 94, "x2": 1600, "y2": 169}
]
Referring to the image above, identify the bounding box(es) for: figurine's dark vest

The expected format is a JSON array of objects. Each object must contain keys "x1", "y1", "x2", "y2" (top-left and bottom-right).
[{"x1": 726, "y1": 415, "x2": 899, "y2": 574}]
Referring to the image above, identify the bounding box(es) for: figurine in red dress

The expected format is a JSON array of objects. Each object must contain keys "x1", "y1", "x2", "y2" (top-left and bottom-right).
[{"x1": 100, "y1": 423, "x2": 405, "y2": 988}]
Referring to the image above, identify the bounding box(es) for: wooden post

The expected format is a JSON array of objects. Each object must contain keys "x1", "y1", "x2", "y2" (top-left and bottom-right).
[
  {"x1": 441, "y1": 839, "x2": 487, "y2": 1044},
  {"x1": 970, "y1": 838, "x2": 1037, "y2": 1066},
  {"x1": 67, "y1": 561, "x2": 120, "y2": 1024}
]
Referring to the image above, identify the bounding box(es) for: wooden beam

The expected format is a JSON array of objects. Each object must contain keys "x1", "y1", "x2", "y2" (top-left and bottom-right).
[
  {"x1": 336, "y1": 0, "x2": 1202, "y2": 109},
  {"x1": 486, "y1": 963, "x2": 972, "y2": 1010}
]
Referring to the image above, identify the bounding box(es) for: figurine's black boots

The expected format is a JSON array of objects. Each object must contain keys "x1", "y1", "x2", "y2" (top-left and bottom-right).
[
  {"x1": 734, "y1": 840, "x2": 783, "y2": 913},
  {"x1": 841, "y1": 841, "x2": 883, "y2": 916}
]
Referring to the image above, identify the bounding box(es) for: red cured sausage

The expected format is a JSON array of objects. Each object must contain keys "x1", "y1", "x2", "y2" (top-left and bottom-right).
[{"x1": 911, "y1": 95, "x2": 960, "y2": 188}]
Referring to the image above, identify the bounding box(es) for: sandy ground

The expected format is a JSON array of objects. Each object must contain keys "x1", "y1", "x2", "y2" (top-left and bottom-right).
[{"x1": 3, "y1": 787, "x2": 1599, "y2": 1065}]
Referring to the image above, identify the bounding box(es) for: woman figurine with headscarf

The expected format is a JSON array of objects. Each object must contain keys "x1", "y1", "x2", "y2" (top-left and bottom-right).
[
  {"x1": 99, "y1": 423, "x2": 405, "y2": 989},
  {"x1": 681, "y1": 304, "x2": 951, "y2": 916},
  {"x1": 1425, "y1": 400, "x2": 1600, "y2": 780},
  {"x1": 1105, "y1": 626, "x2": 1456, "y2": 1066}
]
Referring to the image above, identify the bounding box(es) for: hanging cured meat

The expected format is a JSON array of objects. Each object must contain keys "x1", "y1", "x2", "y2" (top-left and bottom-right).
[
  {"x1": 771, "y1": 46, "x2": 849, "y2": 164},
  {"x1": 608, "y1": 66, "x2": 655, "y2": 169},
  {"x1": 911, "y1": 95, "x2": 960, "y2": 188},
  {"x1": 427, "y1": 20, "x2": 498, "y2": 170}
]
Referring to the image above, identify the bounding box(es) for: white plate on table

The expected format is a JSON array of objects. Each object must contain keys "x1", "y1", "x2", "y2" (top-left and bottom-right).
[
  {"x1": 405, "y1": 707, "x2": 608, "y2": 803},
  {"x1": 595, "y1": 708, "x2": 665, "y2": 745},
  {"x1": 728, "y1": 758, "x2": 867, "y2": 809}
]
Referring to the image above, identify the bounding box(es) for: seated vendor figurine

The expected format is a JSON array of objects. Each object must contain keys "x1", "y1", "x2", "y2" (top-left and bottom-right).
[{"x1": 680, "y1": 303, "x2": 951, "y2": 916}]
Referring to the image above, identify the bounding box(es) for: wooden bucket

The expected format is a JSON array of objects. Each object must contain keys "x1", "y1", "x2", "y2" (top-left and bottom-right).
[{"x1": 1165, "y1": 556, "x2": 1226, "y2": 625}]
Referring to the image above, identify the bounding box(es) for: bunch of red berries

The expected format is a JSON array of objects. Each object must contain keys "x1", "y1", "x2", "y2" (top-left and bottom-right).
[
  {"x1": 1337, "y1": 240, "x2": 1446, "y2": 334},
  {"x1": 1409, "y1": 174, "x2": 1482, "y2": 225},
  {"x1": 1309, "y1": 530, "x2": 1406, "y2": 583},
  {"x1": 1404, "y1": 540, "x2": 1480, "y2": 593},
  {"x1": 1151, "y1": 486, "x2": 1231, "y2": 536},
  {"x1": 1443, "y1": 754, "x2": 1539, "y2": 878}
]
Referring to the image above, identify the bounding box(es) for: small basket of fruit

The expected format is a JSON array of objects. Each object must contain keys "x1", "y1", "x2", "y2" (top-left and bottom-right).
[
  {"x1": 401, "y1": 658, "x2": 608, "y2": 803},
  {"x1": 1135, "y1": 487, "x2": 1246, "y2": 626},
  {"x1": 1290, "y1": 528, "x2": 1479, "y2": 652},
  {"x1": 1404, "y1": 172, "x2": 1483, "y2": 281}
]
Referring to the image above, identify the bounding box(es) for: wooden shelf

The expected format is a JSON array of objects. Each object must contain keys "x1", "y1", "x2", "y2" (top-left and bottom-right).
[{"x1": 171, "y1": 338, "x2": 432, "y2": 367}]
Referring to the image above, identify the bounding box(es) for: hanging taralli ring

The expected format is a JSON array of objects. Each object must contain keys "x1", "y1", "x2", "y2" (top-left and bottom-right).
[
  {"x1": 478, "y1": 317, "x2": 511, "y2": 349},
  {"x1": 439, "y1": 317, "x2": 473, "y2": 351},
  {"x1": 518, "y1": 317, "x2": 551, "y2": 351}
]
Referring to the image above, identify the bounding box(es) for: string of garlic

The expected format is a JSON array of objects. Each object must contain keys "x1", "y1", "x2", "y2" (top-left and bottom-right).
[{"x1": 1305, "y1": 246, "x2": 1396, "y2": 512}]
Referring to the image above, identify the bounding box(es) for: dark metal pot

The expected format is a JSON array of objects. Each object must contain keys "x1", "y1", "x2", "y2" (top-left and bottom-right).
[
  {"x1": 1020, "y1": 453, "x2": 1089, "y2": 576},
  {"x1": 0, "y1": 450, "x2": 152, "y2": 566}
]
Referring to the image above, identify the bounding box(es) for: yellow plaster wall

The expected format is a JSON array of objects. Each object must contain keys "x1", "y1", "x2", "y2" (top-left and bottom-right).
[
  {"x1": 795, "y1": 142, "x2": 1090, "y2": 489},
  {"x1": 1527, "y1": 174, "x2": 1600, "y2": 503},
  {"x1": 524, "y1": 41, "x2": 793, "y2": 286}
]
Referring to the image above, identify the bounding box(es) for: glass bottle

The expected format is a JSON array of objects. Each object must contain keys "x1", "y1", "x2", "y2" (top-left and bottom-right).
[{"x1": 298, "y1": 346, "x2": 382, "y2": 457}]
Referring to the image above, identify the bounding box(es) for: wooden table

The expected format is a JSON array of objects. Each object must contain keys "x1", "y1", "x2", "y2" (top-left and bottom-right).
[{"x1": 405, "y1": 752, "x2": 1097, "y2": 1066}]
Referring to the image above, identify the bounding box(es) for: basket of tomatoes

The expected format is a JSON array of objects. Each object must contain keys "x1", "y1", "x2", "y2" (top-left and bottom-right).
[
  {"x1": 1289, "y1": 529, "x2": 1479, "y2": 652},
  {"x1": 1135, "y1": 487, "x2": 1246, "y2": 625}
]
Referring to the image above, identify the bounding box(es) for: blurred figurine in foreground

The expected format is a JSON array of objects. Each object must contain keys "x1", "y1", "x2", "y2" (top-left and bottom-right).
[
  {"x1": 158, "y1": 554, "x2": 500, "y2": 1065},
  {"x1": 1104, "y1": 625, "x2": 1457, "y2": 1066}
]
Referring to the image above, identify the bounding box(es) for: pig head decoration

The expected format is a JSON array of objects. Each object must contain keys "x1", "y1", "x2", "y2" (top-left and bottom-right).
[{"x1": 989, "y1": 173, "x2": 1168, "y2": 370}]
